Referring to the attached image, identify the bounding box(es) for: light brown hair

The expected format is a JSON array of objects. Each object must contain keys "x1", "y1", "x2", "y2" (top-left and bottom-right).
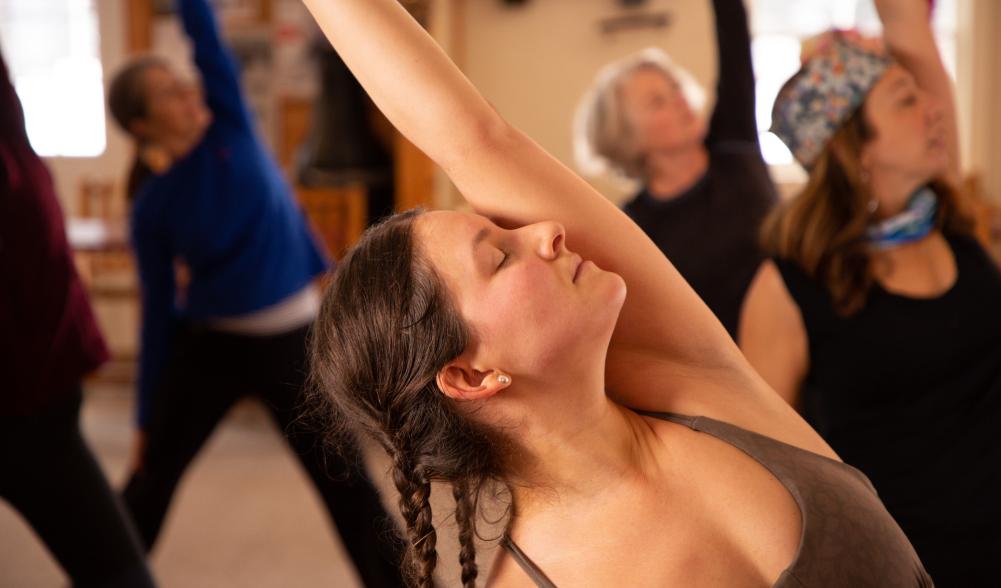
[{"x1": 762, "y1": 107, "x2": 974, "y2": 315}]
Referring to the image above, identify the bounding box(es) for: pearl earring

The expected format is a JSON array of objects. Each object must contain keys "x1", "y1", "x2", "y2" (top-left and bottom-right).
[
  {"x1": 496, "y1": 374, "x2": 511, "y2": 385},
  {"x1": 867, "y1": 199, "x2": 879, "y2": 214}
]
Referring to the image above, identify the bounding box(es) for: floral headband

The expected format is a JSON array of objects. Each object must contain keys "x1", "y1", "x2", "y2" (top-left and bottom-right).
[{"x1": 770, "y1": 30, "x2": 893, "y2": 168}]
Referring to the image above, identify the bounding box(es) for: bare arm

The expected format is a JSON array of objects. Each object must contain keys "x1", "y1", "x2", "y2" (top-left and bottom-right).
[
  {"x1": 302, "y1": 0, "x2": 745, "y2": 381},
  {"x1": 738, "y1": 261, "x2": 809, "y2": 408},
  {"x1": 875, "y1": 0, "x2": 961, "y2": 185}
]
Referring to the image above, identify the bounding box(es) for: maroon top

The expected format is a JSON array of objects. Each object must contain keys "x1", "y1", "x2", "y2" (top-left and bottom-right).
[{"x1": 0, "y1": 51, "x2": 108, "y2": 416}]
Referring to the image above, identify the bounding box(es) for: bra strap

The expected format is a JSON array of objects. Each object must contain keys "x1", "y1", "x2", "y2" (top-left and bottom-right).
[
  {"x1": 501, "y1": 535, "x2": 559, "y2": 588},
  {"x1": 633, "y1": 409, "x2": 699, "y2": 429}
]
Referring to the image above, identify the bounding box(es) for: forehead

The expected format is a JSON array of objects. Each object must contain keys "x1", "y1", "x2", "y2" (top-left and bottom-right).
[
  {"x1": 414, "y1": 210, "x2": 491, "y2": 270},
  {"x1": 143, "y1": 65, "x2": 176, "y2": 86},
  {"x1": 142, "y1": 66, "x2": 183, "y2": 97},
  {"x1": 416, "y1": 209, "x2": 487, "y2": 244},
  {"x1": 868, "y1": 65, "x2": 915, "y2": 104},
  {"x1": 622, "y1": 66, "x2": 678, "y2": 96}
]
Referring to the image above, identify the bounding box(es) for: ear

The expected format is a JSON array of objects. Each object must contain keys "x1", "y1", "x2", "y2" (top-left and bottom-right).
[
  {"x1": 129, "y1": 117, "x2": 153, "y2": 142},
  {"x1": 436, "y1": 360, "x2": 511, "y2": 402}
]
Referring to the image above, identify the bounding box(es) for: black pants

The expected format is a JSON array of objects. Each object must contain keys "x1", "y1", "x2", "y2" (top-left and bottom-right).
[
  {"x1": 122, "y1": 323, "x2": 404, "y2": 587},
  {"x1": 0, "y1": 389, "x2": 155, "y2": 588}
]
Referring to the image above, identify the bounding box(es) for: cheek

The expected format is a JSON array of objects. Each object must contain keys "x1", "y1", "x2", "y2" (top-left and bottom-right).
[
  {"x1": 471, "y1": 266, "x2": 576, "y2": 368},
  {"x1": 869, "y1": 125, "x2": 916, "y2": 168},
  {"x1": 647, "y1": 108, "x2": 702, "y2": 147},
  {"x1": 486, "y1": 265, "x2": 563, "y2": 328}
]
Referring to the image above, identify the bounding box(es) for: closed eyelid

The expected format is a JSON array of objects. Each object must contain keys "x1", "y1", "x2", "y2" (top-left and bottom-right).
[{"x1": 471, "y1": 226, "x2": 512, "y2": 275}]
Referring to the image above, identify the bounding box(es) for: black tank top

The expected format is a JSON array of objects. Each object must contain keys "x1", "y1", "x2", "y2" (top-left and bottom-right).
[
  {"x1": 502, "y1": 412, "x2": 933, "y2": 587},
  {"x1": 773, "y1": 233, "x2": 1001, "y2": 586}
]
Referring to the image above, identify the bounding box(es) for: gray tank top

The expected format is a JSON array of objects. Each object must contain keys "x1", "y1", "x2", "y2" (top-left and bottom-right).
[{"x1": 502, "y1": 412, "x2": 934, "y2": 587}]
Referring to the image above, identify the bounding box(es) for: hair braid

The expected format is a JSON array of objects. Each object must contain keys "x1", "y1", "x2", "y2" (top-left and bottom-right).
[
  {"x1": 392, "y1": 449, "x2": 438, "y2": 588},
  {"x1": 452, "y1": 480, "x2": 479, "y2": 587},
  {"x1": 310, "y1": 211, "x2": 519, "y2": 587}
]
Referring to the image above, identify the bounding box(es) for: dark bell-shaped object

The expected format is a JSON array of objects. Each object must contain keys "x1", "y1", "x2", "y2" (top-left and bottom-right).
[{"x1": 297, "y1": 40, "x2": 394, "y2": 190}]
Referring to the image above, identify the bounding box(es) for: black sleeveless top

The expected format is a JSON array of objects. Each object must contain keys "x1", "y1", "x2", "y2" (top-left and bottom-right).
[
  {"x1": 622, "y1": 0, "x2": 777, "y2": 339},
  {"x1": 503, "y1": 412, "x2": 933, "y2": 587},
  {"x1": 773, "y1": 233, "x2": 1001, "y2": 586}
]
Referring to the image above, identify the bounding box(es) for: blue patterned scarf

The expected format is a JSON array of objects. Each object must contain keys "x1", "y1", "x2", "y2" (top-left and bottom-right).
[{"x1": 866, "y1": 187, "x2": 938, "y2": 250}]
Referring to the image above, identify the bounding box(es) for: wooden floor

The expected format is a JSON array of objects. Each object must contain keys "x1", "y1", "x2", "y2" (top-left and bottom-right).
[{"x1": 0, "y1": 382, "x2": 500, "y2": 587}]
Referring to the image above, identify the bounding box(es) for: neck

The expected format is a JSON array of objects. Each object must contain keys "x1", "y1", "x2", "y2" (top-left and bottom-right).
[
  {"x1": 868, "y1": 170, "x2": 926, "y2": 221},
  {"x1": 871, "y1": 229, "x2": 943, "y2": 263},
  {"x1": 140, "y1": 135, "x2": 199, "y2": 173},
  {"x1": 139, "y1": 143, "x2": 173, "y2": 174},
  {"x1": 504, "y1": 377, "x2": 661, "y2": 514},
  {"x1": 644, "y1": 144, "x2": 708, "y2": 199}
]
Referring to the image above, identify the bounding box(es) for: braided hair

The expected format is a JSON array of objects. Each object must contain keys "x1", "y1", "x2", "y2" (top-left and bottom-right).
[{"x1": 310, "y1": 210, "x2": 509, "y2": 587}]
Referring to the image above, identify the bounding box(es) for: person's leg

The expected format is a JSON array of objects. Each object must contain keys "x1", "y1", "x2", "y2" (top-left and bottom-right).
[
  {"x1": 257, "y1": 324, "x2": 406, "y2": 588},
  {"x1": 0, "y1": 388, "x2": 156, "y2": 588},
  {"x1": 122, "y1": 325, "x2": 246, "y2": 551}
]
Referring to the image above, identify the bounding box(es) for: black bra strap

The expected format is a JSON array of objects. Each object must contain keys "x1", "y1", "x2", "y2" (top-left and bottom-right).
[
  {"x1": 632, "y1": 409, "x2": 699, "y2": 428},
  {"x1": 501, "y1": 535, "x2": 559, "y2": 588}
]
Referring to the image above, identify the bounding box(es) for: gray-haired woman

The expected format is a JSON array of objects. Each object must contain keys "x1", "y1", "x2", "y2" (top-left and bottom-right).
[{"x1": 575, "y1": 0, "x2": 777, "y2": 337}]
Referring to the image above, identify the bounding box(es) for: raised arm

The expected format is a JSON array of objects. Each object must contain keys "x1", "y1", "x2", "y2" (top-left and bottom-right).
[
  {"x1": 875, "y1": 0, "x2": 960, "y2": 185},
  {"x1": 176, "y1": 0, "x2": 252, "y2": 127},
  {"x1": 705, "y1": 0, "x2": 759, "y2": 145},
  {"x1": 302, "y1": 0, "x2": 749, "y2": 390},
  {"x1": 131, "y1": 218, "x2": 178, "y2": 428}
]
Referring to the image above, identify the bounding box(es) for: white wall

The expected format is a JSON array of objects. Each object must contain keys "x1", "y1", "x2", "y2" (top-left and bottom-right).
[
  {"x1": 459, "y1": 0, "x2": 715, "y2": 205},
  {"x1": 958, "y1": 0, "x2": 1001, "y2": 204},
  {"x1": 46, "y1": 0, "x2": 718, "y2": 212},
  {"x1": 44, "y1": 0, "x2": 1001, "y2": 214},
  {"x1": 44, "y1": 0, "x2": 133, "y2": 216}
]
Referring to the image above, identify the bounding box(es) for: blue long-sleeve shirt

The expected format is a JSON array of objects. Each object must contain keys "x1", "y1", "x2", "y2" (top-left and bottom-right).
[{"x1": 130, "y1": 0, "x2": 328, "y2": 427}]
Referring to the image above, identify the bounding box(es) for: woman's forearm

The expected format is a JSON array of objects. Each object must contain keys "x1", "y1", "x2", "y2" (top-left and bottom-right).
[
  {"x1": 874, "y1": 0, "x2": 960, "y2": 183},
  {"x1": 705, "y1": 0, "x2": 758, "y2": 143},
  {"x1": 301, "y1": 0, "x2": 505, "y2": 170},
  {"x1": 302, "y1": 0, "x2": 743, "y2": 372}
]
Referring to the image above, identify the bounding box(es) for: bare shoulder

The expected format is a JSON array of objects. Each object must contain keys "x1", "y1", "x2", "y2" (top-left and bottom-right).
[
  {"x1": 495, "y1": 417, "x2": 805, "y2": 587},
  {"x1": 738, "y1": 260, "x2": 809, "y2": 407},
  {"x1": 742, "y1": 260, "x2": 802, "y2": 326}
]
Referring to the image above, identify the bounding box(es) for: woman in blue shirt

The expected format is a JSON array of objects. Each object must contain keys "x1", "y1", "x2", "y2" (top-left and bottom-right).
[{"x1": 108, "y1": 1, "x2": 402, "y2": 584}]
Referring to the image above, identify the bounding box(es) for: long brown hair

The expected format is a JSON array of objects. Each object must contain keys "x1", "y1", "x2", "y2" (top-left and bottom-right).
[
  {"x1": 762, "y1": 107, "x2": 974, "y2": 315},
  {"x1": 309, "y1": 210, "x2": 511, "y2": 588},
  {"x1": 107, "y1": 56, "x2": 166, "y2": 202}
]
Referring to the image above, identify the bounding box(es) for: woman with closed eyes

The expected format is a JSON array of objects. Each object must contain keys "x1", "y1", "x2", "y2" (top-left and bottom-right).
[{"x1": 304, "y1": 0, "x2": 934, "y2": 586}]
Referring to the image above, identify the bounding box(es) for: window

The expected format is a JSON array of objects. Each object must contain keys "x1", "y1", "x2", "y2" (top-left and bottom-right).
[
  {"x1": 750, "y1": 0, "x2": 957, "y2": 166},
  {"x1": 0, "y1": 0, "x2": 105, "y2": 157}
]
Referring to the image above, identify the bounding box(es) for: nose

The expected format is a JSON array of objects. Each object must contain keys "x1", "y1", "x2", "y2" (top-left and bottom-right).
[
  {"x1": 923, "y1": 92, "x2": 944, "y2": 126},
  {"x1": 531, "y1": 221, "x2": 565, "y2": 260}
]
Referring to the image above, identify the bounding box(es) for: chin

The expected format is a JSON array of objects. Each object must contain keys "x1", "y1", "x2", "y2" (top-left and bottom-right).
[
  {"x1": 595, "y1": 272, "x2": 628, "y2": 324},
  {"x1": 608, "y1": 273, "x2": 628, "y2": 306},
  {"x1": 922, "y1": 147, "x2": 950, "y2": 176}
]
